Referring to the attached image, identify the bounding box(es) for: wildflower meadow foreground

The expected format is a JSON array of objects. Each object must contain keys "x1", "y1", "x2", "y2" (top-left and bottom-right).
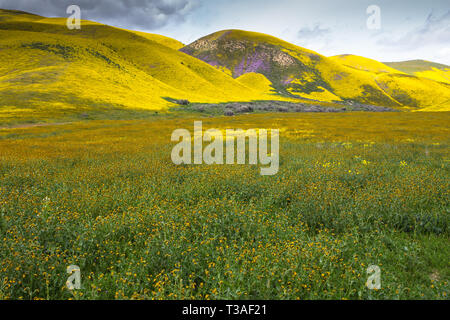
[{"x1": 0, "y1": 112, "x2": 448, "y2": 300}]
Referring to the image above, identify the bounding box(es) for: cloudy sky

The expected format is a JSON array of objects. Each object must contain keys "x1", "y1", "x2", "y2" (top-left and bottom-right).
[{"x1": 1, "y1": 0, "x2": 449, "y2": 64}]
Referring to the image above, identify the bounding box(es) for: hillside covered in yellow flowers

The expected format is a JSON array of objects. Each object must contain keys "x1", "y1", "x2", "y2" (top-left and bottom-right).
[
  {"x1": 0, "y1": 9, "x2": 285, "y2": 123},
  {"x1": 0, "y1": 9, "x2": 449, "y2": 123},
  {"x1": 182, "y1": 30, "x2": 450, "y2": 112}
]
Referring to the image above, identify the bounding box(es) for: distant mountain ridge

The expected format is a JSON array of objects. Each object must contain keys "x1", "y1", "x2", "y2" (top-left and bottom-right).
[
  {"x1": 385, "y1": 60, "x2": 449, "y2": 73},
  {"x1": 384, "y1": 60, "x2": 450, "y2": 84}
]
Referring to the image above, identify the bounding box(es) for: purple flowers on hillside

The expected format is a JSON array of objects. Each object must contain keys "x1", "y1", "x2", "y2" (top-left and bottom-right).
[
  {"x1": 283, "y1": 77, "x2": 294, "y2": 85},
  {"x1": 234, "y1": 51, "x2": 270, "y2": 77}
]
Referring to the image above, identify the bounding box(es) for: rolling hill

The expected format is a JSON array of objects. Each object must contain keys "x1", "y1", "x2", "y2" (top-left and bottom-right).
[
  {"x1": 0, "y1": 9, "x2": 449, "y2": 124},
  {"x1": 181, "y1": 30, "x2": 450, "y2": 111}
]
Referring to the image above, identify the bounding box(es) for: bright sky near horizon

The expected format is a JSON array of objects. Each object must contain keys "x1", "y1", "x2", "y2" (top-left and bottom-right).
[{"x1": 1, "y1": 0, "x2": 449, "y2": 64}]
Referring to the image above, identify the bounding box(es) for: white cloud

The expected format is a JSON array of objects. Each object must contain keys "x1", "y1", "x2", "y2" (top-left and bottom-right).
[
  {"x1": 378, "y1": 11, "x2": 450, "y2": 48},
  {"x1": 297, "y1": 24, "x2": 330, "y2": 39}
]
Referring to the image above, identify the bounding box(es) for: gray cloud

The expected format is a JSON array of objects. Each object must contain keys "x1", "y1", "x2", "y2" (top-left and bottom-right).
[
  {"x1": 297, "y1": 24, "x2": 330, "y2": 39},
  {"x1": 0, "y1": 0, "x2": 197, "y2": 29}
]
